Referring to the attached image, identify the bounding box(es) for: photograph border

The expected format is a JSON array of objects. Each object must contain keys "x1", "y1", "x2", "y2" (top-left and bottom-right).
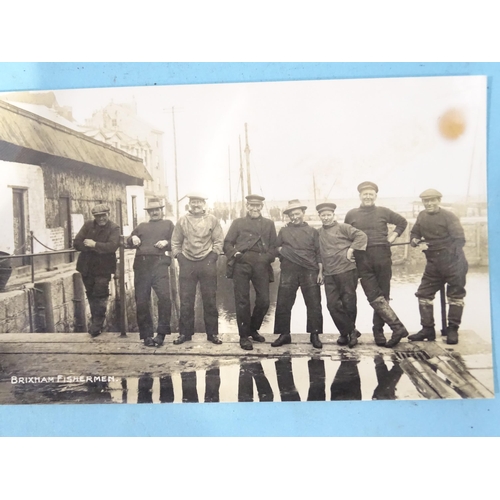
[{"x1": 0, "y1": 62, "x2": 498, "y2": 436}]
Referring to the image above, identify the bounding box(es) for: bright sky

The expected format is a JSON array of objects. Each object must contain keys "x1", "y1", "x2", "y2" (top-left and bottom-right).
[{"x1": 51, "y1": 75, "x2": 487, "y2": 204}]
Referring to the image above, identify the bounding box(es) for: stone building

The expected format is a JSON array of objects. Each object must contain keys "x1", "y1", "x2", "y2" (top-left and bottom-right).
[
  {"x1": 82, "y1": 100, "x2": 168, "y2": 216},
  {"x1": 0, "y1": 99, "x2": 151, "y2": 273}
]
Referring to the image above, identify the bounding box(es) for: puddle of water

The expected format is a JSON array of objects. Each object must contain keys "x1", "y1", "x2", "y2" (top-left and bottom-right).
[{"x1": 6, "y1": 351, "x2": 491, "y2": 404}]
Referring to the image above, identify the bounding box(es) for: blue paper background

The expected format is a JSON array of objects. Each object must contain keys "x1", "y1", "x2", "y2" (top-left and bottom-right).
[{"x1": 0, "y1": 62, "x2": 497, "y2": 436}]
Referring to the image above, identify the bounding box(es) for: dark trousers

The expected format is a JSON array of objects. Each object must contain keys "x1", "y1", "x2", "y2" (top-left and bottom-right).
[
  {"x1": 354, "y1": 246, "x2": 392, "y2": 332},
  {"x1": 238, "y1": 362, "x2": 274, "y2": 402},
  {"x1": 307, "y1": 359, "x2": 326, "y2": 401},
  {"x1": 372, "y1": 357, "x2": 404, "y2": 400},
  {"x1": 330, "y1": 361, "x2": 362, "y2": 401},
  {"x1": 273, "y1": 259, "x2": 323, "y2": 334},
  {"x1": 178, "y1": 253, "x2": 219, "y2": 337},
  {"x1": 82, "y1": 274, "x2": 111, "y2": 299},
  {"x1": 134, "y1": 256, "x2": 172, "y2": 339},
  {"x1": 275, "y1": 357, "x2": 300, "y2": 401},
  {"x1": 416, "y1": 248, "x2": 468, "y2": 301},
  {"x1": 232, "y1": 251, "x2": 271, "y2": 337},
  {"x1": 138, "y1": 375, "x2": 154, "y2": 404},
  {"x1": 324, "y1": 269, "x2": 358, "y2": 336},
  {"x1": 82, "y1": 274, "x2": 111, "y2": 332}
]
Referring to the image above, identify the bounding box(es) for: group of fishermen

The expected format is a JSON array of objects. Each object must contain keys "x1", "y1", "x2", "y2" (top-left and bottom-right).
[{"x1": 73, "y1": 181, "x2": 468, "y2": 350}]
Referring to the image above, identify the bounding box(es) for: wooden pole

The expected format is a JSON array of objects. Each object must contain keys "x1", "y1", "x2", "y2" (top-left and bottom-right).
[
  {"x1": 119, "y1": 236, "x2": 127, "y2": 336},
  {"x1": 239, "y1": 136, "x2": 245, "y2": 217},
  {"x1": 440, "y1": 285, "x2": 447, "y2": 335},
  {"x1": 313, "y1": 173, "x2": 317, "y2": 207},
  {"x1": 244, "y1": 123, "x2": 251, "y2": 196},
  {"x1": 228, "y1": 146, "x2": 232, "y2": 216},
  {"x1": 72, "y1": 273, "x2": 87, "y2": 333},
  {"x1": 172, "y1": 106, "x2": 180, "y2": 221}
]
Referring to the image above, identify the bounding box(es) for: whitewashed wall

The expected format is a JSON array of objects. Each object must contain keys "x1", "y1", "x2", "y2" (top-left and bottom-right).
[{"x1": 0, "y1": 160, "x2": 47, "y2": 255}]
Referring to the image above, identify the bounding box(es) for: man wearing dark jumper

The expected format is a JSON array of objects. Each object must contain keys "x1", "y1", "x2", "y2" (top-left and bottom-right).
[
  {"x1": 345, "y1": 181, "x2": 409, "y2": 348},
  {"x1": 271, "y1": 199, "x2": 324, "y2": 349},
  {"x1": 408, "y1": 189, "x2": 468, "y2": 345},
  {"x1": 127, "y1": 200, "x2": 175, "y2": 347},
  {"x1": 224, "y1": 194, "x2": 277, "y2": 351}
]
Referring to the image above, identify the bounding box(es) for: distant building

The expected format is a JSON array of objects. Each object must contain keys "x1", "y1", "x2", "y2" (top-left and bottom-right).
[
  {"x1": 82, "y1": 101, "x2": 169, "y2": 212},
  {"x1": 0, "y1": 100, "x2": 151, "y2": 273}
]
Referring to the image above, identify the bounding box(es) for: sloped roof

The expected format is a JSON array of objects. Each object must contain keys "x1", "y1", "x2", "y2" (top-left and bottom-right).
[{"x1": 0, "y1": 100, "x2": 153, "y2": 182}]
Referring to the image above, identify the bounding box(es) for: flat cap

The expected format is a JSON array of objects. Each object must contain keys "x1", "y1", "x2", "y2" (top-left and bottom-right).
[
  {"x1": 144, "y1": 199, "x2": 164, "y2": 210},
  {"x1": 419, "y1": 188, "x2": 443, "y2": 199},
  {"x1": 283, "y1": 199, "x2": 307, "y2": 215},
  {"x1": 357, "y1": 181, "x2": 379, "y2": 193},
  {"x1": 186, "y1": 192, "x2": 207, "y2": 201},
  {"x1": 91, "y1": 204, "x2": 111, "y2": 215},
  {"x1": 246, "y1": 194, "x2": 265, "y2": 202},
  {"x1": 316, "y1": 202, "x2": 337, "y2": 213}
]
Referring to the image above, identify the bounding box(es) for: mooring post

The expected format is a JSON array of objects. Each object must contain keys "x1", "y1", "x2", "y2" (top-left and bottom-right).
[
  {"x1": 72, "y1": 273, "x2": 87, "y2": 332},
  {"x1": 440, "y1": 285, "x2": 447, "y2": 336},
  {"x1": 37, "y1": 282, "x2": 55, "y2": 332}
]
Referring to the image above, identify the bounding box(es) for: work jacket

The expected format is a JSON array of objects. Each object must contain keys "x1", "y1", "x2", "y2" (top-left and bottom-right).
[{"x1": 74, "y1": 219, "x2": 120, "y2": 276}]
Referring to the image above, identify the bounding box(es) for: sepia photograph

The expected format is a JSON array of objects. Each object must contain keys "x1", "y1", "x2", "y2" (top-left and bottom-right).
[{"x1": 0, "y1": 74, "x2": 492, "y2": 404}]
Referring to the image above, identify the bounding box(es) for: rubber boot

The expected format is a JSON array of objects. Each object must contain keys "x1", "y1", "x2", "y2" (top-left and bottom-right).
[
  {"x1": 90, "y1": 297, "x2": 108, "y2": 337},
  {"x1": 446, "y1": 304, "x2": 463, "y2": 345},
  {"x1": 372, "y1": 327, "x2": 387, "y2": 347},
  {"x1": 408, "y1": 304, "x2": 436, "y2": 341},
  {"x1": 369, "y1": 296, "x2": 408, "y2": 348}
]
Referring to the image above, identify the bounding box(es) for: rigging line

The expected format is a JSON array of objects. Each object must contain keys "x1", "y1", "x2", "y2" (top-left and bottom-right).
[
  {"x1": 249, "y1": 156, "x2": 270, "y2": 213},
  {"x1": 325, "y1": 175, "x2": 340, "y2": 199}
]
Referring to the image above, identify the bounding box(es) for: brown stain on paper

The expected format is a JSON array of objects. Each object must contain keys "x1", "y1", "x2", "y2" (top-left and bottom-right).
[{"x1": 438, "y1": 108, "x2": 466, "y2": 140}]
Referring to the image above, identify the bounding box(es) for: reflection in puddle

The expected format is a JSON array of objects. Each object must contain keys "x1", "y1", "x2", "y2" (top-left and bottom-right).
[{"x1": 5, "y1": 351, "x2": 492, "y2": 404}]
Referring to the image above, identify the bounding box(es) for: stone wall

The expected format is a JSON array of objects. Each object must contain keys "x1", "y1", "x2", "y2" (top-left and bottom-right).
[{"x1": 41, "y1": 162, "x2": 129, "y2": 227}]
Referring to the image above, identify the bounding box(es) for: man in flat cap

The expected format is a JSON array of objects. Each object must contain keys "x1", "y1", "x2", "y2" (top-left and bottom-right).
[
  {"x1": 127, "y1": 200, "x2": 175, "y2": 347},
  {"x1": 409, "y1": 189, "x2": 468, "y2": 345},
  {"x1": 171, "y1": 193, "x2": 224, "y2": 345},
  {"x1": 224, "y1": 194, "x2": 277, "y2": 350},
  {"x1": 272, "y1": 200, "x2": 323, "y2": 349},
  {"x1": 345, "y1": 182, "x2": 409, "y2": 347},
  {"x1": 317, "y1": 202, "x2": 368, "y2": 347},
  {"x1": 73, "y1": 203, "x2": 120, "y2": 337}
]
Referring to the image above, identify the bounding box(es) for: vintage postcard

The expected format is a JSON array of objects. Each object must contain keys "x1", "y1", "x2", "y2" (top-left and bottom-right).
[{"x1": 0, "y1": 75, "x2": 492, "y2": 404}]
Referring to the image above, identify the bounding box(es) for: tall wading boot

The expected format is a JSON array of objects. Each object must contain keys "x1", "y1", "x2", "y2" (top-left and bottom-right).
[
  {"x1": 446, "y1": 303, "x2": 464, "y2": 345},
  {"x1": 408, "y1": 303, "x2": 436, "y2": 342},
  {"x1": 369, "y1": 296, "x2": 408, "y2": 348}
]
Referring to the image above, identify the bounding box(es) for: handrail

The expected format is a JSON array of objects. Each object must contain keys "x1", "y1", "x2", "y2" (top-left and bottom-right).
[{"x1": 1, "y1": 237, "x2": 129, "y2": 335}]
